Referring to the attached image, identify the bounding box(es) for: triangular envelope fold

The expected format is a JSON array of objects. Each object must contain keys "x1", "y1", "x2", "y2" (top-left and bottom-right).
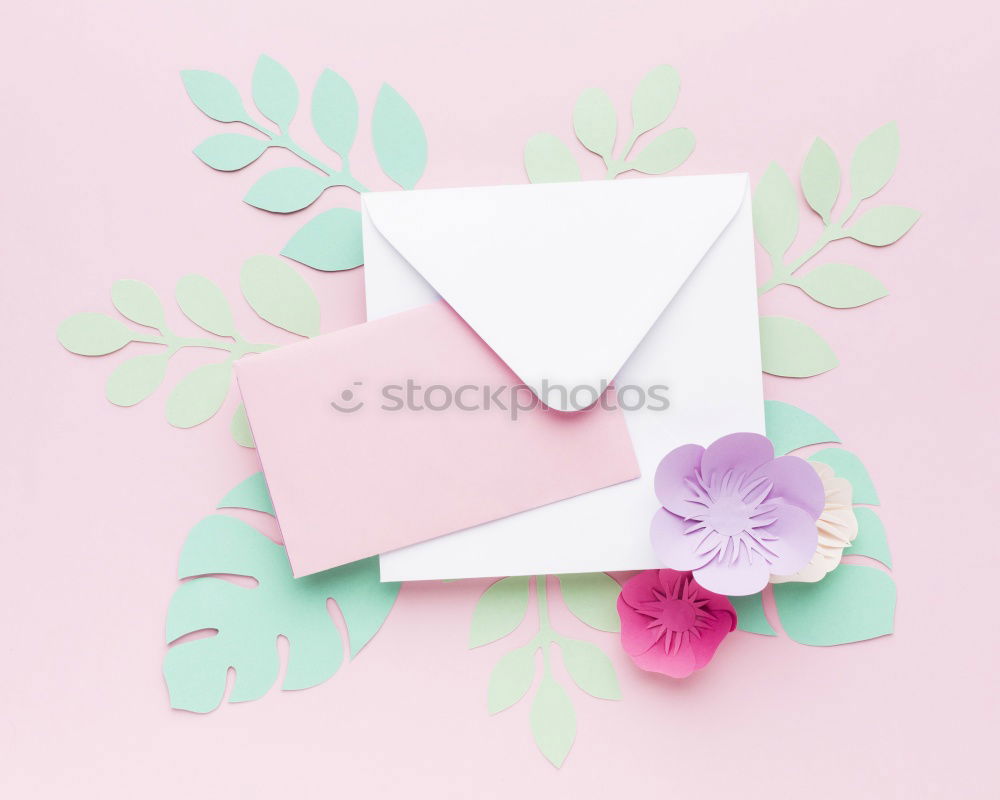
[{"x1": 362, "y1": 174, "x2": 748, "y2": 411}]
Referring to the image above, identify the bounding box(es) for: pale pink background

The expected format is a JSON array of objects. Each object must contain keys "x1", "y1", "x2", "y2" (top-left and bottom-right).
[{"x1": 3, "y1": 1, "x2": 997, "y2": 796}]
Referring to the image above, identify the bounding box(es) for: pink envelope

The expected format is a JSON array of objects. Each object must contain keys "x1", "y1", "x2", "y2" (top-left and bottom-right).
[{"x1": 236, "y1": 301, "x2": 639, "y2": 576}]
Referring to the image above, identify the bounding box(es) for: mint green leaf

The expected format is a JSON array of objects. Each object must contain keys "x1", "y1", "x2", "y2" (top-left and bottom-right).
[
  {"x1": 165, "y1": 362, "x2": 232, "y2": 428},
  {"x1": 730, "y1": 592, "x2": 777, "y2": 636},
  {"x1": 759, "y1": 316, "x2": 838, "y2": 378},
  {"x1": 573, "y1": 88, "x2": 617, "y2": 158},
  {"x1": 58, "y1": 313, "x2": 133, "y2": 356},
  {"x1": 469, "y1": 576, "x2": 530, "y2": 648},
  {"x1": 487, "y1": 646, "x2": 536, "y2": 714},
  {"x1": 111, "y1": 280, "x2": 166, "y2": 329},
  {"x1": 175, "y1": 275, "x2": 236, "y2": 336},
  {"x1": 850, "y1": 122, "x2": 899, "y2": 200},
  {"x1": 105, "y1": 353, "x2": 169, "y2": 407},
  {"x1": 809, "y1": 448, "x2": 880, "y2": 504},
  {"x1": 311, "y1": 69, "x2": 358, "y2": 156},
  {"x1": 631, "y1": 65, "x2": 680, "y2": 136},
  {"x1": 371, "y1": 83, "x2": 427, "y2": 189},
  {"x1": 281, "y1": 208, "x2": 363, "y2": 272},
  {"x1": 559, "y1": 639, "x2": 620, "y2": 700},
  {"x1": 164, "y1": 515, "x2": 398, "y2": 712},
  {"x1": 524, "y1": 134, "x2": 581, "y2": 184},
  {"x1": 218, "y1": 471, "x2": 273, "y2": 515},
  {"x1": 244, "y1": 167, "x2": 328, "y2": 213},
  {"x1": 180, "y1": 70, "x2": 249, "y2": 123},
  {"x1": 753, "y1": 163, "x2": 799, "y2": 259},
  {"x1": 844, "y1": 507, "x2": 892, "y2": 567},
  {"x1": 194, "y1": 134, "x2": 269, "y2": 171},
  {"x1": 530, "y1": 674, "x2": 576, "y2": 768},
  {"x1": 230, "y1": 403, "x2": 255, "y2": 448},
  {"x1": 240, "y1": 255, "x2": 319, "y2": 336},
  {"x1": 846, "y1": 206, "x2": 920, "y2": 246},
  {"x1": 252, "y1": 55, "x2": 298, "y2": 130},
  {"x1": 795, "y1": 263, "x2": 888, "y2": 308},
  {"x1": 801, "y1": 137, "x2": 840, "y2": 223},
  {"x1": 629, "y1": 128, "x2": 695, "y2": 175},
  {"x1": 764, "y1": 400, "x2": 840, "y2": 456},
  {"x1": 773, "y1": 564, "x2": 895, "y2": 646},
  {"x1": 556, "y1": 573, "x2": 621, "y2": 632}
]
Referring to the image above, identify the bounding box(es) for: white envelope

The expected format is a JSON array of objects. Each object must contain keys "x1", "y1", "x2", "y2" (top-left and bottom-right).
[{"x1": 361, "y1": 174, "x2": 765, "y2": 580}]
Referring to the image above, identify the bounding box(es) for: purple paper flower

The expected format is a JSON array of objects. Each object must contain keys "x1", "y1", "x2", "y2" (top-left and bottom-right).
[{"x1": 649, "y1": 432, "x2": 824, "y2": 596}]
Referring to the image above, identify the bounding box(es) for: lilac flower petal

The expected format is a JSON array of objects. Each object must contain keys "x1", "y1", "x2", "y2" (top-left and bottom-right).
[
  {"x1": 653, "y1": 443, "x2": 705, "y2": 515},
  {"x1": 693, "y1": 553, "x2": 770, "y2": 596},
  {"x1": 620, "y1": 569, "x2": 662, "y2": 610},
  {"x1": 700, "y1": 432, "x2": 774, "y2": 483},
  {"x1": 760, "y1": 504, "x2": 820, "y2": 576},
  {"x1": 750, "y1": 455, "x2": 825, "y2": 519},
  {"x1": 650, "y1": 509, "x2": 715, "y2": 571}
]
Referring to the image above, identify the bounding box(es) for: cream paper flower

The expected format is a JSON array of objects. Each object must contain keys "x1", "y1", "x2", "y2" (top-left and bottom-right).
[{"x1": 770, "y1": 461, "x2": 858, "y2": 584}]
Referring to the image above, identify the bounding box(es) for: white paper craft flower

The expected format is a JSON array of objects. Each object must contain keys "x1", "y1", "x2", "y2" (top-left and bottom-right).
[{"x1": 770, "y1": 461, "x2": 859, "y2": 584}]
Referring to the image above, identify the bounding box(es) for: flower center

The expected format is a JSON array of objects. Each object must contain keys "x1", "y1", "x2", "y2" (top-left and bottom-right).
[
  {"x1": 657, "y1": 597, "x2": 697, "y2": 631},
  {"x1": 704, "y1": 495, "x2": 755, "y2": 538}
]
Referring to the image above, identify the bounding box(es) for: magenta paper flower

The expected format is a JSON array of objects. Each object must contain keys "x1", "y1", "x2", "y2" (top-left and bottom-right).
[
  {"x1": 650, "y1": 432, "x2": 824, "y2": 596},
  {"x1": 617, "y1": 569, "x2": 736, "y2": 678}
]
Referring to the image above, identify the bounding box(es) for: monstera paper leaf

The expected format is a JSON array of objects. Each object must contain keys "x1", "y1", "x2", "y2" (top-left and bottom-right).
[{"x1": 163, "y1": 474, "x2": 399, "y2": 713}]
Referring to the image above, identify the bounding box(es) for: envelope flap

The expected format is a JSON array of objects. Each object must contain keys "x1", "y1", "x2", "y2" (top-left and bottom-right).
[{"x1": 362, "y1": 174, "x2": 748, "y2": 411}]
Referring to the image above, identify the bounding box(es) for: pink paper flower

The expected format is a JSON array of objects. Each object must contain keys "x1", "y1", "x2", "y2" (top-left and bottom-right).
[
  {"x1": 617, "y1": 569, "x2": 736, "y2": 677},
  {"x1": 650, "y1": 432, "x2": 824, "y2": 596}
]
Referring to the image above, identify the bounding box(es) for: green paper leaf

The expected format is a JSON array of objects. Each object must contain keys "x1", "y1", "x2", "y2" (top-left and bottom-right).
[
  {"x1": 194, "y1": 133, "x2": 269, "y2": 172},
  {"x1": 795, "y1": 263, "x2": 888, "y2": 308},
  {"x1": 58, "y1": 313, "x2": 133, "y2": 356},
  {"x1": 850, "y1": 122, "x2": 899, "y2": 200},
  {"x1": 844, "y1": 507, "x2": 892, "y2": 567},
  {"x1": 530, "y1": 673, "x2": 576, "y2": 768},
  {"x1": 730, "y1": 592, "x2": 777, "y2": 636},
  {"x1": 773, "y1": 564, "x2": 895, "y2": 646},
  {"x1": 753, "y1": 163, "x2": 799, "y2": 259},
  {"x1": 631, "y1": 65, "x2": 680, "y2": 136},
  {"x1": 801, "y1": 137, "x2": 840, "y2": 223},
  {"x1": 244, "y1": 167, "x2": 329, "y2": 213},
  {"x1": 164, "y1": 515, "x2": 399, "y2": 712},
  {"x1": 573, "y1": 88, "x2": 617, "y2": 158},
  {"x1": 175, "y1": 275, "x2": 236, "y2": 337},
  {"x1": 105, "y1": 353, "x2": 169, "y2": 407},
  {"x1": 252, "y1": 55, "x2": 298, "y2": 130},
  {"x1": 111, "y1": 279, "x2": 166, "y2": 329},
  {"x1": 759, "y1": 316, "x2": 838, "y2": 378},
  {"x1": 165, "y1": 362, "x2": 232, "y2": 429},
  {"x1": 764, "y1": 400, "x2": 840, "y2": 456},
  {"x1": 559, "y1": 639, "x2": 620, "y2": 700},
  {"x1": 628, "y1": 128, "x2": 695, "y2": 175},
  {"x1": 281, "y1": 208, "x2": 363, "y2": 272},
  {"x1": 240, "y1": 255, "x2": 320, "y2": 336},
  {"x1": 524, "y1": 133, "x2": 580, "y2": 184},
  {"x1": 556, "y1": 573, "x2": 621, "y2": 632},
  {"x1": 809, "y1": 448, "x2": 880, "y2": 504},
  {"x1": 311, "y1": 69, "x2": 358, "y2": 157},
  {"x1": 230, "y1": 403, "x2": 255, "y2": 448},
  {"x1": 180, "y1": 70, "x2": 249, "y2": 124},
  {"x1": 846, "y1": 206, "x2": 920, "y2": 246},
  {"x1": 469, "y1": 576, "x2": 530, "y2": 648},
  {"x1": 487, "y1": 646, "x2": 536, "y2": 714},
  {"x1": 218, "y1": 471, "x2": 274, "y2": 515},
  {"x1": 371, "y1": 83, "x2": 427, "y2": 189}
]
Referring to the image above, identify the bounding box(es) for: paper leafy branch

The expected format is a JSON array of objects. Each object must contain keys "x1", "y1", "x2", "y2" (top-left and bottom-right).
[
  {"x1": 755, "y1": 123, "x2": 920, "y2": 377},
  {"x1": 57, "y1": 255, "x2": 317, "y2": 446},
  {"x1": 524, "y1": 65, "x2": 694, "y2": 183},
  {"x1": 470, "y1": 573, "x2": 622, "y2": 768},
  {"x1": 730, "y1": 400, "x2": 896, "y2": 644},
  {"x1": 163, "y1": 472, "x2": 400, "y2": 713},
  {"x1": 182, "y1": 55, "x2": 427, "y2": 271}
]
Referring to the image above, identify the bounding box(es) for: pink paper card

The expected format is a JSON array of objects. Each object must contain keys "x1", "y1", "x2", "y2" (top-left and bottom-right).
[{"x1": 236, "y1": 301, "x2": 640, "y2": 576}]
